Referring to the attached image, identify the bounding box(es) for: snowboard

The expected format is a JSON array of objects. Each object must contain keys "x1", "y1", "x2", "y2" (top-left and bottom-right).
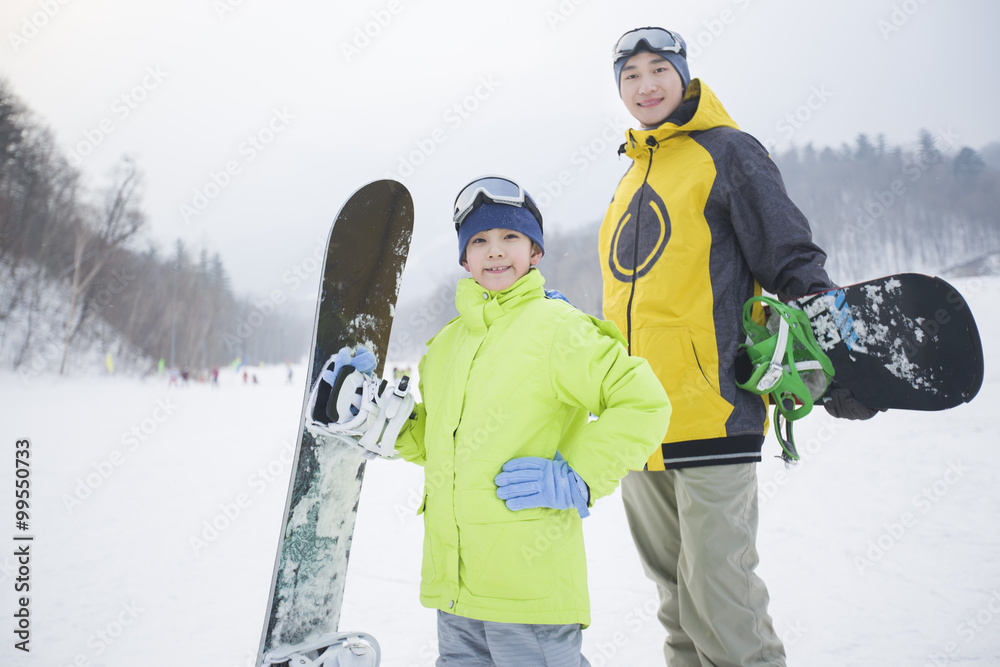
[
  {"x1": 256, "y1": 180, "x2": 413, "y2": 666},
  {"x1": 790, "y1": 273, "x2": 983, "y2": 412}
]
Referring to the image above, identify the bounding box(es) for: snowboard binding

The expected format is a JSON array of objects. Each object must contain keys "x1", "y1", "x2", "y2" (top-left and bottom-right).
[
  {"x1": 262, "y1": 631, "x2": 380, "y2": 666},
  {"x1": 736, "y1": 296, "x2": 835, "y2": 463},
  {"x1": 307, "y1": 348, "x2": 414, "y2": 459}
]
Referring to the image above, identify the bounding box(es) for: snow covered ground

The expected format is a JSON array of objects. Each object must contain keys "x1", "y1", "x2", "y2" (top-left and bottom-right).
[{"x1": 1, "y1": 276, "x2": 998, "y2": 667}]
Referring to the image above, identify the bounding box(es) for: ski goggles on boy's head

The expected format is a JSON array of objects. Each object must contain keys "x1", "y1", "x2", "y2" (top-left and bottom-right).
[
  {"x1": 613, "y1": 27, "x2": 686, "y2": 61},
  {"x1": 452, "y1": 176, "x2": 544, "y2": 232}
]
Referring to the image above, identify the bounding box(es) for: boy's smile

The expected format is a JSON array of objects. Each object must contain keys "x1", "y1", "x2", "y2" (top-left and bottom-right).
[{"x1": 461, "y1": 227, "x2": 541, "y2": 292}]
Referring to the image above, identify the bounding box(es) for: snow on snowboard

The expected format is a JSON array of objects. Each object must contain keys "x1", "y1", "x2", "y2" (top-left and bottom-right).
[
  {"x1": 793, "y1": 273, "x2": 984, "y2": 411},
  {"x1": 257, "y1": 180, "x2": 412, "y2": 667}
]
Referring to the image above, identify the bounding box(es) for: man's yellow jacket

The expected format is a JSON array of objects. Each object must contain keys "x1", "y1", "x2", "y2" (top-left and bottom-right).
[{"x1": 600, "y1": 80, "x2": 833, "y2": 470}]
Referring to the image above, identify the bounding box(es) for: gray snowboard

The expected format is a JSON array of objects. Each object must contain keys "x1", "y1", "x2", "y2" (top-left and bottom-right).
[{"x1": 257, "y1": 180, "x2": 413, "y2": 665}]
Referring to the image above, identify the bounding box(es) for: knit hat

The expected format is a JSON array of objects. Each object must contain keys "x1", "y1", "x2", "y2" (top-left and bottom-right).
[
  {"x1": 457, "y1": 202, "x2": 544, "y2": 264},
  {"x1": 613, "y1": 27, "x2": 690, "y2": 93}
]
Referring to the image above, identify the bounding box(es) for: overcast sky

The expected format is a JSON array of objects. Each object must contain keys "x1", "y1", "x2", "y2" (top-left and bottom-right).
[{"x1": 3, "y1": 0, "x2": 998, "y2": 307}]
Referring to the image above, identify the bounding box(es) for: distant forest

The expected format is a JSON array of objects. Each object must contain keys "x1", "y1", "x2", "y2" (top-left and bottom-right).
[
  {"x1": 2, "y1": 79, "x2": 998, "y2": 372},
  {"x1": 0, "y1": 80, "x2": 300, "y2": 375},
  {"x1": 392, "y1": 131, "x2": 1000, "y2": 359}
]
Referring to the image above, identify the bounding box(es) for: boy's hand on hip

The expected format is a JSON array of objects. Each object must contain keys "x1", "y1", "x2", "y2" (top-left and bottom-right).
[{"x1": 495, "y1": 452, "x2": 590, "y2": 518}]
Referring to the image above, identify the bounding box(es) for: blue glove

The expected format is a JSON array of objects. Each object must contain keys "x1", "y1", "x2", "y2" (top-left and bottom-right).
[
  {"x1": 323, "y1": 346, "x2": 377, "y2": 385},
  {"x1": 495, "y1": 452, "x2": 590, "y2": 518}
]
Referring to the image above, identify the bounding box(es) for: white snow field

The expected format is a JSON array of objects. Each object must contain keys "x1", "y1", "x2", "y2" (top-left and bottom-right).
[{"x1": 0, "y1": 276, "x2": 998, "y2": 667}]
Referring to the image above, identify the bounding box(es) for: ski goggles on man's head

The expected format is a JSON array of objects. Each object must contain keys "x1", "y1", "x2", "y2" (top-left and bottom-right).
[
  {"x1": 452, "y1": 176, "x2": 544, "y2": 231},
  {"x1": 613, "y1": 27, "x2": 686, "y2": 61}
]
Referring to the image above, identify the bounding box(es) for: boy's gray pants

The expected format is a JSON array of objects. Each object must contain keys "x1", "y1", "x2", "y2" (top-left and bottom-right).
[
  {"x1": 436, "y1": 610, "x2": 590, "y2": 666},
  {"x1": 621, "y1": 464, "x2": 786, "y2": 667}
]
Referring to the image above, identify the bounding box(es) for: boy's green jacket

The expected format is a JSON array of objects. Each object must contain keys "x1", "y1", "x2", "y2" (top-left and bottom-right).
[{"x1": 395, "y1": 269, "x2": 671, "y2": 626}]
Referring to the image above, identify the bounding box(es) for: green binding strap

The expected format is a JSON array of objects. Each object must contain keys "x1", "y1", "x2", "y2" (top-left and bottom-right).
[{"x1": 736, "y1": 296, "x2": 835, "y2": 461}]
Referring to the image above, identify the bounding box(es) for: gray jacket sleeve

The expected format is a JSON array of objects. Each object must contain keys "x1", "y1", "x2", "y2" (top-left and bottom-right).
[{"x1": 719, "y1": 130, "x2": 835, "y2": 300}]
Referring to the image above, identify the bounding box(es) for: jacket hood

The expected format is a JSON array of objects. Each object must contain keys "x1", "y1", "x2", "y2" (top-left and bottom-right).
[{"x1": 621, "y1": 79, "x2": 740, "y2": 158}]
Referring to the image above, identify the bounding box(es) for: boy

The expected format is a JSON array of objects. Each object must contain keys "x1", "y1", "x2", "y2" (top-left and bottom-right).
[{"x1": 389, "y1": 176, "x2": 671, "y2": 665}]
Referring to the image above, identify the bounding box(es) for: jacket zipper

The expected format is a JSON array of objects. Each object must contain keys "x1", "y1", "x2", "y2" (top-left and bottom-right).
[{"x1": 624, "y1": 138, "x2": 657, "y2": 355}]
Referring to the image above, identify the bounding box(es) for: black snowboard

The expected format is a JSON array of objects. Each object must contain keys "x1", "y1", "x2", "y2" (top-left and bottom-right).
[
  {"x1": 790, "y1": 273, "x2": 983, "y2": 411},
  {"x1": 256, "y1": 180, "x2": 412, "y2": 665}
]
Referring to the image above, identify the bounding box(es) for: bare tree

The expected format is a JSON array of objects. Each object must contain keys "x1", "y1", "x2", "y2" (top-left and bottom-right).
[{"x1": 59, "y1": 157, "x2": 145, "y2": 373}]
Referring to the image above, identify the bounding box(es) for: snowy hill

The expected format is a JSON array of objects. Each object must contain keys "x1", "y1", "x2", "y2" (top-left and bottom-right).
[
  {"x1": 0, "y1": 276, "x2": 997, "y2": 667},
  {"x1": 0, "y1": 258, "x2": 148, "y2": 379}
]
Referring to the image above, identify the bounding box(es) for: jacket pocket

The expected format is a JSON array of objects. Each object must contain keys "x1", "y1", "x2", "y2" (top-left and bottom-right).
[
  {"x1": 418, "y1": 494, "x2": 440, "y2": 589},
  {"x1": 633, "y1": 326, "x2": 732, "y2": 441},
  {"x1": 454, "y1": 490, "x2": 568, "y2": 601}
]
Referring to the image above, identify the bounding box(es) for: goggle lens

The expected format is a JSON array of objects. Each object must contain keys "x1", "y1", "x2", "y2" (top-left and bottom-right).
[
  {"x1": 613, "y1": 27, "x2": 685, "y2": 60},
  {"x1": 453, "y1": 177, "x2": 523, "y2": 222},
  {"x1": 453, "y1": 176, "x2": 543, "y2": 233}
]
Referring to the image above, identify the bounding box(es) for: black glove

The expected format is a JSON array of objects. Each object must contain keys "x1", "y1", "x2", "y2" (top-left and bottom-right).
[{"x1": 823, "y1": 385, "x2": 883, "y2": 420}]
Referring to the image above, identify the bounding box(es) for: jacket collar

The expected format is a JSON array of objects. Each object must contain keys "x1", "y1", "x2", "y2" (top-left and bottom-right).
[
  {"x1": 456, "y1": 269, "x2": 546, "y2": 331},
  {"x1": 619, "y1": 79, "x2": 741, "y2": 159}
]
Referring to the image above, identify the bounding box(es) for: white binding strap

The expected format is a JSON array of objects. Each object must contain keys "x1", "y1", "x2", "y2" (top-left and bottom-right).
[{"x1": 756, "y1": 315, "x2": 790, "y2": 393}]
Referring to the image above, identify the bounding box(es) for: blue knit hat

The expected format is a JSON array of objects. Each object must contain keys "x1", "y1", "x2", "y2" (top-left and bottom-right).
[
  {"x1": 457, "y1": 202, "x2": 544, "y2": 264},
  {"x1": 613, "y1": 28, "x2": 690, "y2": 94}
]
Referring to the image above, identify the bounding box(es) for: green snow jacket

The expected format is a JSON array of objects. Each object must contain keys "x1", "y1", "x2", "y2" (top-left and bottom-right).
[{"x1": 395, "y1": 269, "x2": 671, "y2": 626}]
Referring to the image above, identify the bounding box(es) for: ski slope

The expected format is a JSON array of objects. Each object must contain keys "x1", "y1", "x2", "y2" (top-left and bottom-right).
[{"x1": 0, "y1": 276, "x2": 997, "y2": 667}]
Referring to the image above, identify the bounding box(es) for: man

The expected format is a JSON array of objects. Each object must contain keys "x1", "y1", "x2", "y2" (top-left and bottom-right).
[{"x1": 600, "y1": 26, "x2": 875, "y2": 666}]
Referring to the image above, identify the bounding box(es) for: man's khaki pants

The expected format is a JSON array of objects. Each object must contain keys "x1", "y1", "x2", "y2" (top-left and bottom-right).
[{"x1": 621, "y1": 464, "x2": 786, "y2": 667}]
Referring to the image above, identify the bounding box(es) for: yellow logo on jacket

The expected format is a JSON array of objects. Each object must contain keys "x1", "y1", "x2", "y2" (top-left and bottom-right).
[{"x1": 608, "y1": 183, "x2": 670, "y2": 282}]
